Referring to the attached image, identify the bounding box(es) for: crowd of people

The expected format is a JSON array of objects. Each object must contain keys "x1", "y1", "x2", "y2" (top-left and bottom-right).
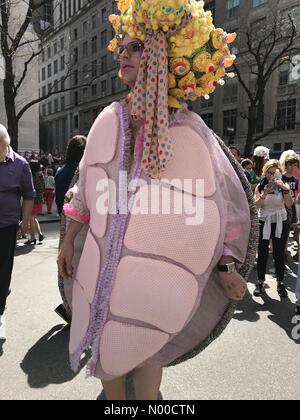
[{"x1": 229, "y1": 145, "x2": 300, "y2": 318}]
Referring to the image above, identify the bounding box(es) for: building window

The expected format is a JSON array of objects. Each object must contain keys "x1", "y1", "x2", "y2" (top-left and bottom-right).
[
  {"x1": 83, "y1": 87, "x2": 89, "y2": 98},
  {"x1": 60, "y1": 3, "x2": 63, "y2": 25},
  {"x1": 42, "y1": 104, "x2": 46, "y2": 116},
  {"x1": 78, "y1": 0, "x2": 81, "y2": 9},
  {"x1": 54, "y1": 99, "x2": 58, "y2": 113},
  {"x1": 92, "y1": 60, "x2": 97, "y2": 78},
  {"x1": 48, "y1": 102, "x2": 52, "y2": 114},
  {"x1": 277, "y1": 99, "x2": 296, "y2": 130},
  {"x1": 252, "y1": 0, "x2": 266, "y2": 7},
  {"x1": 91, "y1": 84, "x2": 97, "y2": 96},
  {"x1": 82, "y1": 41, "x2": 88, "y2": 58},
  {"x1": 63, "y1": 0, "x2": 67, "y2": 22},
  {"x1": 92, "y1": 14, "x2": 97, "y2": 29},
  {"x1": 101, "y1": 55, "x2": 107, "y2": 74},
  {"x1": 73, "y1": 69, "x2": 78, "y2": 86},
  {"x1": 273, "y1": 143, "x2": 282, "y2": 152},
  {"x1": 278, "y1": 61, "x2": 294, "y2": 86},
  {"x1": 53, "y1": 80, "x2": 58, "y2": 92},
  {"x1": 112, "y1": 76, "x2": 125, "y2": 94},
  {"x1": 223, "y1": 109, "x2": 237, "y2": 136},
  {"x1": 74, "y1": 28, "x2": 78, "y2": 41},
  {"x1": 204, "y1": 1, "x2": 215, "y2": 20},
  {"x1": 285, "y1": 142, "x2": 293, "y2": 150},
  {"x1": 92, "y1": 108, "x2": 98, "y2": 121},
  {"x1": 83, "y1": 21, "x2": 87, "y2": 34},
  {"x1": 48, "y1": 83, "x2": 52, "y2": 94},
  {"x1": 226, "y1": 0, "x2": 240, "y2": 19},
  {"x1": 41, "y1": 51, "x2": 45, "y2": 62},
  {"x1": 42, "y1": 86, "x2": 46, "y2": 97},
  {"x1": 60, "y1": 38, "x2": 64, "y2": 50},
  {"x1": 54, "y1": 42, "x2": 57, "y2": 54},
  {"x1": 61, "y1": 96, "x2": 65, "y2": 110},
  {"x1": 68, "y1": 0, "x2": 72, "y2": 18},
  {"x1": 61, "y1": 78, "x2": 65, "y2": 90},
  {"x1": 200, "y1": 93, "x2": 214, "y2": 108},
  {"x1": 74, "y1": 114, "x2": 79, "y2": 129},
  {"x1": 91, "y1": 36, "x2": 97, "y2": 54},
  {"x1": 74, "y1": 91, "x2": 78, "y2": 106},
  {"x1": 47, "y1": 63, "x2": 52, "y2": 78},
  {"x1": 101, "y1": 80, "x2": 107, "y2": 96},
  {"x1": 54, "y1": 60, "x2": 58, "y2": 74},
  {"x1": 101, "y1": 7, "x2": 107, "y2": 23},
  {"x1": 223, "y1": 79, "x2": 238, "y2": 104},
  {"x1": 73, "y1": 0, "x2": 77, "y2": 14},
  {"x1": 47, "y1": 46, "x2": 51, "y2": 59},
  {"x1": 60, "y1": 56, "x2": 65, "y2": 71},
  {"x1": 73, "y1": 47, "x2": 78, "y2": 63},
  {"x1": 201, "y1": 113, "x2": 214, "y2": 129},
  {"x1": 42, "y1": 67, "x2": 46, "y2": 81},
  {"x1": 101, "y1": 30, "x2": 107, "y2": 49}
]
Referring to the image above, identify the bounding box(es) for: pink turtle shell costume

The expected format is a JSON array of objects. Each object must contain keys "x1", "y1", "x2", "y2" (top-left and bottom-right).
[{"x1": 64, "y1": 102, "x2": 256, "y2": 380}]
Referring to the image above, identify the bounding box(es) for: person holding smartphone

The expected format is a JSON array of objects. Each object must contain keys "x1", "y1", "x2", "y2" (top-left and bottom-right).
[{"x1": 254, "y1": 160, "x2": 293, "y2": 298}]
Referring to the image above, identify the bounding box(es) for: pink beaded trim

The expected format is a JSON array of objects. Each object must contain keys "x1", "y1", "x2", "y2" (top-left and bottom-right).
[{"x1": 63, "y1": 203, "x2": 90, "y2": 223}]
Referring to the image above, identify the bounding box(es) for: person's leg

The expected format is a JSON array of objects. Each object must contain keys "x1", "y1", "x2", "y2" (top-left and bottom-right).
[
  {"x1": 29, "y1": 216, "x2": 36, "y2": 240},
  {"x1": 48, "y1": 191, "x2": 54, "y2": 213},
  {"x1": 101, "y1": 375, "x2": 126, "y2": 400},
  {"x1": 273, "y1": 222, "x2": 287, "y2": 283},
  {"x1": 133, "y1": 365, "x2": 163, "y2": 400},
  {"x1": 254, "y1": 222, "x2": 269, "y2": 296},
  {"x1": 0, "y1": 226, "x2": 17, "y2": 315},
  {"x1": 257, "y1": 222, "x2": 270, "y2": 281},
  {"x1": 272, "y1": 222, "x2": 288, "y2": 298},
  {"x1": 34, "y1": 218, "x2": 42, "y2": 236}
]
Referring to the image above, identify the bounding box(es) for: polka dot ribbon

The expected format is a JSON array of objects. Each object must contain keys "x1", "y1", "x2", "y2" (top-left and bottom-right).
[{"x1": 131, "y1": 31, "x2": 172, "y2": 179}]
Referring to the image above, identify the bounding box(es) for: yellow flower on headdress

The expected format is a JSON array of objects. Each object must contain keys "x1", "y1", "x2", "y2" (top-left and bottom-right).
[
  {"x1": 170, "y1": 57, "x2": 191, "y2": 77},
  {"x1": 117, "y1": 0, "x2": 131, "y2": 14},
  {"x1": 178, "y1": 71, "x2": 198, "y2": 100},
  {"x1": 193, "y1": 52, "x2": 216, "y2": 74},
  {"x1": 211, "y1": 28, "x2": 237, "y2": 50}
]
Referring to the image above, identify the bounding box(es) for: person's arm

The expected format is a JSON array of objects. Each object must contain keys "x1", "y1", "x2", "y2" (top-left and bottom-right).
[
  {"x1": 19, "y1": 161, "x2": 35, "y2": 234},
  {"x1": 254, "y1": 183, "x2": 271, "y2": 208},
  {"x1": 276, "y1": 180, "x2": 293, "y2": 208},
  {"x1": 57, "y1": 219, "x2": 83, "y2": 280}
]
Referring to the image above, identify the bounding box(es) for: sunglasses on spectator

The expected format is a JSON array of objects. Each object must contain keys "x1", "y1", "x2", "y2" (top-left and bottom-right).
[{"x1": 115, "y1": 41, "x2": 144, "y2": 59}]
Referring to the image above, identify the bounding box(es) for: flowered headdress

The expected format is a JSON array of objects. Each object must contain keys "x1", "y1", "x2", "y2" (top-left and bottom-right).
[{"x1": 108, "y1": 0, "x2": 237, "y2": 179}]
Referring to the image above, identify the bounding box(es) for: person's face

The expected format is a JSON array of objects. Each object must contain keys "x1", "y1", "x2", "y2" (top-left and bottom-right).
[
  {"x1": 117, "y1": 35, "x2": 143, "y2": 88},
  {"x1": 285, "y1": 161, "x2": 298, "y2": 175},
  {"x1": 229, "y1": 148, "x2": 240, "y2": 161},
  {"x1": 245, "y1": 164, "x2": 253, "y2": 172},
  {"x1": 265, "y1": 167, "x2": 277, "y2": 181}
]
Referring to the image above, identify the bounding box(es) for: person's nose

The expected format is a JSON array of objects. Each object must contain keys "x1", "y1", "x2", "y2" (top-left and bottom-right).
[{"x1": 120, "y1": 47, "x2": 129, "y2": 60}]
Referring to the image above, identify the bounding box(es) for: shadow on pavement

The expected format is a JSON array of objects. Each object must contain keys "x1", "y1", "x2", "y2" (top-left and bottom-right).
[
  {"x1": 20, "y1": 324, "x2": 89, "y2": 388},
  {"x1": 0, "y1": 339, "x2": 5, "y2": 357},
  {"x1": 234, "y1": 263, "x2": 300, "y2": 343},
  {"x1": 14, "y1": 244, "x2": 35, "y2": 257}
]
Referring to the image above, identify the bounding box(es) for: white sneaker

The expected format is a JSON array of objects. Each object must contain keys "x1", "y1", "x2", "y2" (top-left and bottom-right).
[{"x1": 0, "y1": 315, "x2": 6, "y2": 340}]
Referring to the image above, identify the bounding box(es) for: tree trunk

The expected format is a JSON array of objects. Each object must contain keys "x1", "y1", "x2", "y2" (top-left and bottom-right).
[
  {"x1": 243, "y1": 106, "x2": 256, "y2": 157},
  {"x1": 3, "y1": 56, "x2": 19, "y2": 151}
]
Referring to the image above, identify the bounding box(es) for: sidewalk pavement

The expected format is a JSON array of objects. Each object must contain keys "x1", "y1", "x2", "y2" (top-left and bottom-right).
[{"x1": 37, "y1": 203, "x2": 60, "y2": 224}]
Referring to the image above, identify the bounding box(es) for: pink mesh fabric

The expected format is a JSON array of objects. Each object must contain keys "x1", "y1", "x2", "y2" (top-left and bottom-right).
[
  {"x1": 100, "y1": 321, "x2": 169, "y2": 376},
  {"x1": 69, "y1": 281, "x2": 90, "y2": 354},
  {"x1": 110, "y1": 256, "x2": 199, "y2": 333},
  {"x1": 84, "y1": 104, "x2": 119, "y2": 165},
  {"x1": 75, "y1": 230, "x2": 101, "y2": 303},
  {"x1": 124, "y1": 186, "x2": 220, "y2": 275},
  {"x1": 85, "y1": 167, "x2": 109, "y2": 239},
  {"x1": 162, "y1": 126, "x2": 216, "y2": 197}
]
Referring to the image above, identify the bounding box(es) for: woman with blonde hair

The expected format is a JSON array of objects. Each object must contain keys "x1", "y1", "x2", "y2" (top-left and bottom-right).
[{"x1": 254, "y1": 160, "x2": 293, "y2": 298}]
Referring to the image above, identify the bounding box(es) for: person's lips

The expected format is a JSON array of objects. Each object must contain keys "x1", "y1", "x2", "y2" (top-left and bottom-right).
[{"x1": 121, "y1": 64, "x2": 134, "y2": 70}]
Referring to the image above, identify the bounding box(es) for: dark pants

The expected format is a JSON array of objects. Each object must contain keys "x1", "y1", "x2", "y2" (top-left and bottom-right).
[
  {"x1": 0, "y1": 225, "x2": 17, "y2": 315},
  {"x1": 257, "y1": 220, "x2": 288, "y2": 283}
]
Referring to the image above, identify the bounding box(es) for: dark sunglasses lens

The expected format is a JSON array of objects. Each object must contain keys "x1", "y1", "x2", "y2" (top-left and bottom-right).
[{"x1": 131, "y1": 42, "x2": 142, "y2": 52}]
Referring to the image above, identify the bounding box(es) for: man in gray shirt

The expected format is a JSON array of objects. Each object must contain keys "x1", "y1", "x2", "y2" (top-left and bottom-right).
[{"x1": 0, "y1": 124, "x2": 35, "y2": 341}]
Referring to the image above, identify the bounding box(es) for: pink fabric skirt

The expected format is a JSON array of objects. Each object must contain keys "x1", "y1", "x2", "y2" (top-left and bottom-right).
[{"x1": 32, "y1": 203, "x2": 43, "y2": 216}]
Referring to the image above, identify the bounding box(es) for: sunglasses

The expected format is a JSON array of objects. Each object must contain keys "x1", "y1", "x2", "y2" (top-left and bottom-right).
[{"x1": 115, "y1": 41, "x2": 144, "y2": 59}]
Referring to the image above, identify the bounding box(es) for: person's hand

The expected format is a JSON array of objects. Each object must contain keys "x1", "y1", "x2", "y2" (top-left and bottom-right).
[
  {"x1": 275, "y1": 180, "x2": 289, "y2": 191},
  {"x1": 218, "y1": 271, "x2": 247, "y2": 301},
  {"x1": 19, "y1": 219, "x2": 29, "y2": 236},
  {"x1": 263, "y1": 184, "x2": 272, "y2": 196},
  {"x1": 57, "y1": 240, "x2": 75, "y2": 280}
]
